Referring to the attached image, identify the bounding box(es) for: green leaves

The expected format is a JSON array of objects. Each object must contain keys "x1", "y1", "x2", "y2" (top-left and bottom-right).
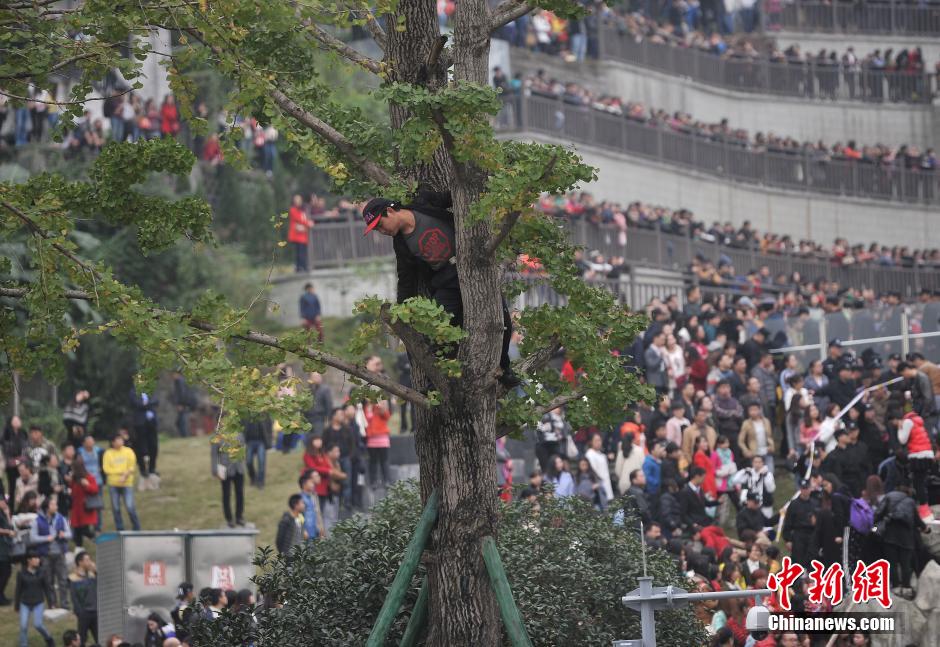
[{"x1": 187, "y1": 482, "x2": 708, "y2": 646}]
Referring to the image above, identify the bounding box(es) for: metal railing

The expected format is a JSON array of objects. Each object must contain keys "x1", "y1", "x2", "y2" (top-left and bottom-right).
[
  {"x1": 496, "y1": 93, "x2": 940, "y2": 204},
  {"x1": 305, "y1": 217, "x2": 940, "y2": 299},
  {"x1": 597, "y1": 25, "x2": 937, "y2": 104},
  {"x1": 769, "y1": 0, "x2": 940, "y2": 35}
]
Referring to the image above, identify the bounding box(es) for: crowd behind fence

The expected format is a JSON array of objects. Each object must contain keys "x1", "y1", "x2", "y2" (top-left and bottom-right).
[
  {"x1": 596, "y1": 25, "x2": 937, "y2": 104},
  {"x1": 304, "y1": 216, "x2": 940, "y2": 299},
  {"x1": 495, "y1": 93, "x2": 940, "y2": 205},
  {"x1": 770, "y1": 0, "x2": 940, "y2": 35}
]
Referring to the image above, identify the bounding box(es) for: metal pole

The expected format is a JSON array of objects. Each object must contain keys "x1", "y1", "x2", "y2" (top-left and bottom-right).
[
  {"x1": 842, "y1": 526, "x2": 851, "y2": 594},
  {"x1": 637, "y1": 577, "x2": 657, "y2": 647},
  {"x1": 901, "y1": 310, "x2": 910, "y2": 357},
  {"x1": 12, "y1": 371, "x2": 20, "y2": 419},
  {"x1": 818, "y1": 317, "x2": 828, "y2": 361}
]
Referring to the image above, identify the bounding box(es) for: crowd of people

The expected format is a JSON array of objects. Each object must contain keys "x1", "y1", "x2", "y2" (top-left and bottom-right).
[
  {"x1": 0, "y1": 89, "x2": 277, "y2": 176},
  {"x1": 510, "y1": 70, "x2": 938, "y2": 180},
  {"x1": 523, "y1": 285, "x2": 940, "y2": 645},
  {"x1": 495, "y1": 3, "x2": 938, "y2": 103},
  {"x1": 535, "y1": 191, "x2": 940, "y2": 270}
]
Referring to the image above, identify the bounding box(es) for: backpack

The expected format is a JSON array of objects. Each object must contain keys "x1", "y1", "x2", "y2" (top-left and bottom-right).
[{"x1": 849, "y1": 497, "x2": 874, "y2": 535}]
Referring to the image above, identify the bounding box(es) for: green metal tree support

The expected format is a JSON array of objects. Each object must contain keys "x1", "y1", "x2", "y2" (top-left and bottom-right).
[{"x1": 366, "y1": 489, "x2": 534, "y2": 647}]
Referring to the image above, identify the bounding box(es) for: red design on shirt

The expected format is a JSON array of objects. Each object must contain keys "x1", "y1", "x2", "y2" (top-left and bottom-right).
[{"x1": 418, "y1": 228, "x2": 452, "y2": 264}]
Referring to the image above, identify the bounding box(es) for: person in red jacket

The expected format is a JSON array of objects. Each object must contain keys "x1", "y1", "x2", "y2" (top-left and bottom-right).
[
  {"x1": 898, "y1": 411, "x2": 936, "y2": 521},
  {"x1": 160, "y1": 94, "x2": 180, "y2": 138},
  {"x1": 302, "y1": 436, "x2": 332, "y2": 499},
  {"x1": 67, "y1": 456, "x2": 99, "y2": 548},
  {"x1": 287, "y1": 194, "x2": 311, "y2": 273}
]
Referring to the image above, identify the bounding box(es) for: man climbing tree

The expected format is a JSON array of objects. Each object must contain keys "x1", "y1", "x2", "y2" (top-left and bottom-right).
[
  {"x1": 362, "y1": 195, "x2": 520, "y2": 388},
  {"x1": 1, "y1": 1, "x2": 651, "y2": 645}
]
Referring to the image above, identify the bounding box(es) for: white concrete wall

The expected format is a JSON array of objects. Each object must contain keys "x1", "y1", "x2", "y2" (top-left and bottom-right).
[
  {"x1": 513, "y1": 132, "x2": 936, "y2": 248},
  {"x1": 508, "y1": 48, "x2": 940, "y2": 148},
  {"x1": 267, "y1": 263, "x2": 397, "y2": 326}
]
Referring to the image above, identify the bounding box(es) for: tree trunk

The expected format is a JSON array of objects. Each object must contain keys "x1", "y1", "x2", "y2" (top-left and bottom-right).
[{"x1": 386, "y1": 0, "x2": 505, "y2": 645}]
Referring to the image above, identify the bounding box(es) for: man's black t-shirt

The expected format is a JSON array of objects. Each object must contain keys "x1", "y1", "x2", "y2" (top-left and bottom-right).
[{"x1": 399, "y1": 210, "x2": 458, "y2": 290}]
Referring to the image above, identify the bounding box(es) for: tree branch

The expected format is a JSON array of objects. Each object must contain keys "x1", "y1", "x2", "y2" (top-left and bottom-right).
[
  {"x1": 487, "y1": 0, "x2": 533, "y2": 35},
  {"x1": 486, "y1": 155, "x2": 557, "y2": 255},
  {"x1": 2, "y1": 200, "x2": 101, "y2": 280},
  {"x1": 269, "y1": 85, "x2": 393, "y2": 187},
  {"x1": 0, "y1": 51, "x2": 98, "y2": 81},
  {"x1": 514, "y1": 337, "x2": 561, "y2": 375},
  {"x1": 360, "y1": 10, "x2": 387, "y2": 52},
  {"x1": 535, "y1": 390, "x2": 584, "y2": 417},
  {"x1": 187, "y1": 29, "x2": 393, "y2": 188},
  {"x1": 378, "y1": 304, "x2": 451, "y2": 397},
  {"x1": 0, "y1": 286, "x2": 431, "y2": 408},
  {"x1": 302, "y1": 20, "x2": 383, "y2": 75}
]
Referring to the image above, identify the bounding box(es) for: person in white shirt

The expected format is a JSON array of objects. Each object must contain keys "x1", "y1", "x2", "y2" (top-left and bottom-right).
[
  {"x1": 663, "y1": 333, "x2": 687, "y2": 395},
  {"x1": 585, "y1": 433, "x2": 613, "y2": 503},
  {"x1": 816, "y1": 402, "x2": 844, "y2": 453},
  {"x1": 732, "y1": 455, "x2": 776, "y2": 518}
]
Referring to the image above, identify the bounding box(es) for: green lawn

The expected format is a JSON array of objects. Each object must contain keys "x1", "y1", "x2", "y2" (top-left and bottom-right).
[{"x1": 2, "y1": 435, "x2": 306, "y2": 646}]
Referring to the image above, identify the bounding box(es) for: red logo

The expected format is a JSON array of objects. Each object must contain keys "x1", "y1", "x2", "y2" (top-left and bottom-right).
[
  {"x1": 767, "y1": 556, "x2": 804, "y2": 611},
  {"x1": 143, "y1": 561, "x2": 166, "y2": 586},
  {"x1": 418, "y1": 228, "x2": 452, "y2": 264},
  {"x1": 852, "y1": 559, "x2": 892, "y2": 608},
  {"x1": 807, "y1": 561, "x2": 845, "y2": 606}
]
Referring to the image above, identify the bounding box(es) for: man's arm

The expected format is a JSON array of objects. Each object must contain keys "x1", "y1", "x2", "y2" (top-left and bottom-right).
[{"x1": 394, "y1": 237, "x2": 423, "y2": 303}]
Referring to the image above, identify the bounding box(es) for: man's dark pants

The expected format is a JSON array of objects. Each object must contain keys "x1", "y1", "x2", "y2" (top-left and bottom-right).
[{"x1": 433, "y1": 287, "x2": 513, "y2": 373}]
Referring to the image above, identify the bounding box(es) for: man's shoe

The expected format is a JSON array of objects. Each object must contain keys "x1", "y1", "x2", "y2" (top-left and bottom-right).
[
  {"x1": 226, "y1": 521, "x2": 236, "y2": 529},
  {"x1": 236, "y1": 518, "x2": 246, "y2": 527},
  {"x1": 497, "y1": 369, "x2": 522, "y2": 389}
]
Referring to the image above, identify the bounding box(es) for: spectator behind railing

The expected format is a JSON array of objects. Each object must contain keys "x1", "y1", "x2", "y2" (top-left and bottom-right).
[
  {"x1": 493, "y1": 4, "x2": 937, "y2": 103},
  {"x1": 534, "y1": 191, "x2": 940, "y2": 270},
  {"x1": 514, "y1": 72, "x2": 939, "y2": 178}
]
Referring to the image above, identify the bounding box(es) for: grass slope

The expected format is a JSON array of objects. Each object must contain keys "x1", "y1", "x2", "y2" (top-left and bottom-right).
[{"x1": 1, "y1": 435, "x2": 307, "y2": 646}]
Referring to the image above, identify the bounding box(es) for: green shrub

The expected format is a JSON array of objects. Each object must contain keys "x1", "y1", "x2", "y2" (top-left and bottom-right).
[{"x1": 190, "y1": 482, "x2": 708, "y2": 646}]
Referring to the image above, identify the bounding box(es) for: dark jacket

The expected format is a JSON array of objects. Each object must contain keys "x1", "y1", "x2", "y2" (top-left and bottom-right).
[
  {"x1": 323, "y1": 423, "x2": 358, "y2": 460},
  {"x1": 626, "y1": 485, "x2": 652, "y2": 527},
  {"x1": 69, "y1": 570, "x2": 97, "y2": 615},
  {"x1": 173, "y1": 376, "x2": 197, "y2": 410},
  {"x1": 276, "y1": 511, "x2": 303, "y2": 555},
  {"x1": 678, "y1": 484, "x2": 714, "y2": 529},
  {"x1": 813, "y1": 508, "x2": 842, "y2": 566},
  {"x1": 658, "y1": 491, "x2": 683, "y2": 534},
  {"x1": 299, "y1": 292, "x2": 322, "y2": 321},
  {"x1": 1, "y1": 423, "x2": 27, "y2": 466},
  {"x1": 822, "y1": 446, "x2": 865, "y2": 497},
  {"x1": 128, "y1": 388, "x2": 158, "y2": 429},
  {"x1": 306, "y1": 384, "x2": 334, "y2": 435},
  {"x1": 875, "y1": 490, "x2": 926, "y2": 550},
  {"x1": 243, "y1": 416, "x2": 273, "y2": 449},
  {"x1": 661, "y1": 457, "x2": 682, "y2": 487},
  {"x1": 816, "y1": 377, "x2": 858, "y2": 408},
  {"x1": 782, "y1": 495, "x2": 817, "y2": 541},
  {"x1": 736, "y1": 506, "x2": 775, "y2": 536},
  {"x1": 15, "y1": 567, "x2": 51, "y2": 609},
  {"x1": 908, "y1": 371, "x2": 937, "y2": 419},
  {"x1": 0, "y1": 509, "x2": 13, "y2": 561}
]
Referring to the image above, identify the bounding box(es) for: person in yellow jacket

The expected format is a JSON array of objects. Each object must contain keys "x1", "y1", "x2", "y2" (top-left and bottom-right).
[{"x1": 102, "y1": 433, "x2": 141, "y2": 531}]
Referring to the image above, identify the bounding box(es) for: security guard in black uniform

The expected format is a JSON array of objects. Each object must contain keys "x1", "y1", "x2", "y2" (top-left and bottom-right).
[{"x1": 782, "y1": 479, "x2": 818, "y2": 569}]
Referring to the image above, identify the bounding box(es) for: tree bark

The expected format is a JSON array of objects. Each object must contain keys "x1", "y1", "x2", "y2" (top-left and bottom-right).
[{"x1": 386, "y1": 1, "x2": 504, "y2": 645}]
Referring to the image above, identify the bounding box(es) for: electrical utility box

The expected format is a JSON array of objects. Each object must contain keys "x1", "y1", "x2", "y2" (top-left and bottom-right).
[{"x1": 96, "y1": 529, "x2": 258, "y2": 643}]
